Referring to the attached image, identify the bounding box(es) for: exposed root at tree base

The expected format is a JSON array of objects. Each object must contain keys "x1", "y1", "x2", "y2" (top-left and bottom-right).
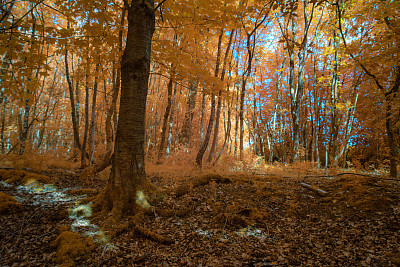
[{"x1": 88, "y1": 181, "x2": 189, "y2": 245}]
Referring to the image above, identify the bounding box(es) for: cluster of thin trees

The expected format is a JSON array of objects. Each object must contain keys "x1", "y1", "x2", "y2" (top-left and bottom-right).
[{"x1": 1, "y1": 0, "x2": 399, "y2": 177}]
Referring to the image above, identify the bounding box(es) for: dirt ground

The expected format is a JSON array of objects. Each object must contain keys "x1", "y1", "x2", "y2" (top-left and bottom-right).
[{"x1": 1, "y1": 167, "x2": 400, "y2": 266}]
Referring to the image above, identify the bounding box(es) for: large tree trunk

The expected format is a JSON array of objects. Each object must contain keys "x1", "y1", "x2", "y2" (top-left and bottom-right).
[{"x1": 97, "y1": 0, "x2": 155, "y2": 218}]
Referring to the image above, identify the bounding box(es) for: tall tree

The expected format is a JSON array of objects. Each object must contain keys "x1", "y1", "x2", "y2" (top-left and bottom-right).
[{"x1": 94, "y1": 0, "x2": 156, "y2": 222}]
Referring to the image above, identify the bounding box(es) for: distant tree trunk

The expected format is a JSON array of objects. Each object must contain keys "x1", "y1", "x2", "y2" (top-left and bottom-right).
[
  {"x1": 147, "y1": 73, "x2": 161, "y2": 156},
  {"x1": 239, "y1": 32, "x2": 255, "y2": 161},
  {"x1": 330, "y1": 29, "x2": 340, "y2": 166},
  {"x1": 196, "y1": 29, "x2": 223, "y2": 166},
  {"x1": 0, "y1": 97, "x2": 6, "y2": 154},
  {"x1": 180, "y1": 81, "x2": 197, "y2": 151},
  {"x1": 166, "y1": 83, "x2": 178, "y2": 157},
  {"x1": 105, "y1": 67, "x2": 120, "y2": 157},
  {"x1": 338, "y1": 71, "x2": 361, "y2": 164},
  {"x1": 65, "y1": 47, "x2": 82, "y2": 153},
  {"x1": 215, "y1": 37, "x2": 236, "y2": 164},
  {"x1": 100, "y1": 7, "x2": 125, "y2": 170},
  {"x1": 88, "y1": 64, "x2": 99, "y2": 165},
  {"x1": 157, "y1": 71, "x2": 174, "y2": 162},
  {"x1": 207, "y1": 29, "x2": 233, "y2": 162},
  {"x1": 95, "y1": 0, "x2": 155, "y2": 219},
  {"x1": 81, "y1": 57, "x2": 90, "y2": 167},
  {"x1": 199, "y1": 92, "x2": 206, "y2": 145},
  {"x1": 234, "y1": 88, "x2": 239, "y2": 157},
  {"x1": 270, "y1": 56, "x2": 285, "y2": 163}
]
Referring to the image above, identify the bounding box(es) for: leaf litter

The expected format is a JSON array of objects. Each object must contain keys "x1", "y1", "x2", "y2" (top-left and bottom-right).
[{"x1": 0, "y1": 167, "x2": 399, "y2": 266}]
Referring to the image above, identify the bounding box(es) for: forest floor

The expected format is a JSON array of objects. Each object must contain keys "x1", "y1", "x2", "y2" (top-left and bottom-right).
[{"x1": 0, "y1": 162, "x2": 400, "y2": 266}]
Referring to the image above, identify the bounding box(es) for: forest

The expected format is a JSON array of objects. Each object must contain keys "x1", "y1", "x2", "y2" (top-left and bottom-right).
[{"x1": 0, "y1": 0, "x2": 399, "y2": 266}]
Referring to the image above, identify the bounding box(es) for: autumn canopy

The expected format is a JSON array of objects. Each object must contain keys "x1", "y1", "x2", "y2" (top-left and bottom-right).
[{"x1": 0, "y1": 0, "x2": 399, "y2": 180}]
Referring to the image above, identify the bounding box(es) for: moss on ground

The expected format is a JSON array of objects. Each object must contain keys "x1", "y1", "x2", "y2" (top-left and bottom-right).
[
  {"x1": 51, "y1": 231, "x2": 95, "y2": 266},
  {"x1": 0, "y1": 169, "x2": 54, "y2": 185},
  {"x1": 0, "y1": 192, "x2": 23, "y2": 215}
]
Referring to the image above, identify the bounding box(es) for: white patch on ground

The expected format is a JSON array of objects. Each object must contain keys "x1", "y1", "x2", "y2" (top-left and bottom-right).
[
  {"x1": 136, "y1": 190, "x2": 150, "y2": 209},
  {"x1": 1, "y1": 180, "x2": 110, "y2": 246},
  {"x1": 13, "y1": 182, "x2": 80, "y2": 206},
  {"x1": 195, "y1": 229, "x2": 212, "y2": 236},
  {"x1": 0, "y1": 181, "x2": 12, "y2": 187},
  {"x1": 236, "y1": 227, "x2": 268, "y2": 239},
  {"x1": 68, "y1": 202, "x2": 110, "y2": 245}
]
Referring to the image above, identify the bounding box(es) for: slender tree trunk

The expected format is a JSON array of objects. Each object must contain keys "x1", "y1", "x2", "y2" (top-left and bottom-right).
[
  {"x1": 88, "y1": 64, "x2": 99, "y2": 165},
  {"x1": 207, "y1": 29, "x2": 234, "y2": 162},
  {"x1": 330, "y1": 29, "x2": 340, "y2": 166},
  {"x1": 180, "y1": 81, "x2": 197, "y2": 151},
  {"x1": 239, "y1": 33, "x2": 255, "y2": 161},
  {"x1": 199, "y1": 92, "x2": 206, "y2": 145},
  {"x1": 166, "y1": 83, "x2": 178, "y2": 157},
  {"x1": 101, "y1": 8, "x2": 125, "y2": 169},
  {"x1": 157, "y1": 71, "x2": 174, "y2": 162},
  {"x1": 0, "y1": 97, "x2": 6, "y2": 154},
  {"x1": 196, "y1": 29, "x2": 223, "y2": 166},
  {"x1": 81, "y1": 57, "x2": 90, "y2": 167}
]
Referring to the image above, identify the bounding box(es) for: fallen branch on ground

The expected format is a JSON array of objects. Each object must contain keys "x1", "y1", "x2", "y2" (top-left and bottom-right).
[
  {"x1": 300, "y1": 182, "x2": 328, "y2": 196},
  {"x1": 304, "y1": 172, "x2": 399, "y2": 181}
]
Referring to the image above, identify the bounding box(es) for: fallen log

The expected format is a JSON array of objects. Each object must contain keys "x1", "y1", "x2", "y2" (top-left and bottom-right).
[{"x1": 300, "y1": 182, "x2": 328, "y2": 196}]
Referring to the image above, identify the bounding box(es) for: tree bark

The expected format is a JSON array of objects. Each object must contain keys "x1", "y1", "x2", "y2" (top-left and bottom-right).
[{"x1": 98, "y1": 0, "x2": 155, "y2": 217}]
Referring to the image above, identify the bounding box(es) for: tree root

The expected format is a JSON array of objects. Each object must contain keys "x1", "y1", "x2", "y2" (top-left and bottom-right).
[{"x1": 89, "y1": 182, "x2": 187, "y2": 245}]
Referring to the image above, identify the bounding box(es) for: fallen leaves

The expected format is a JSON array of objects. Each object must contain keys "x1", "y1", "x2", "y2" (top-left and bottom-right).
[{"x1": 0, "y1": 169, "x2": 400, "y2": 266}]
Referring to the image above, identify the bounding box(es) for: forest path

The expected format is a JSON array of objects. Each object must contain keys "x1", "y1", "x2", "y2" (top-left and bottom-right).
[{"x1": 1, "y1": 168, "x2": 400, "y2": 266}]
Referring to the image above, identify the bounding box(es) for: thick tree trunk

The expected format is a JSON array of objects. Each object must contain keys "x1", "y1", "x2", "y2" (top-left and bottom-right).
[{"x1": 99, "y1": 0, "x2": 155, "y2": 217}]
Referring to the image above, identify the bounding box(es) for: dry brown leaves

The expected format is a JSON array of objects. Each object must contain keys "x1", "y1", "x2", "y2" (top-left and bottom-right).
[{"x1": 1, "y1": 168, "x2": 399, "y2": 266}]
